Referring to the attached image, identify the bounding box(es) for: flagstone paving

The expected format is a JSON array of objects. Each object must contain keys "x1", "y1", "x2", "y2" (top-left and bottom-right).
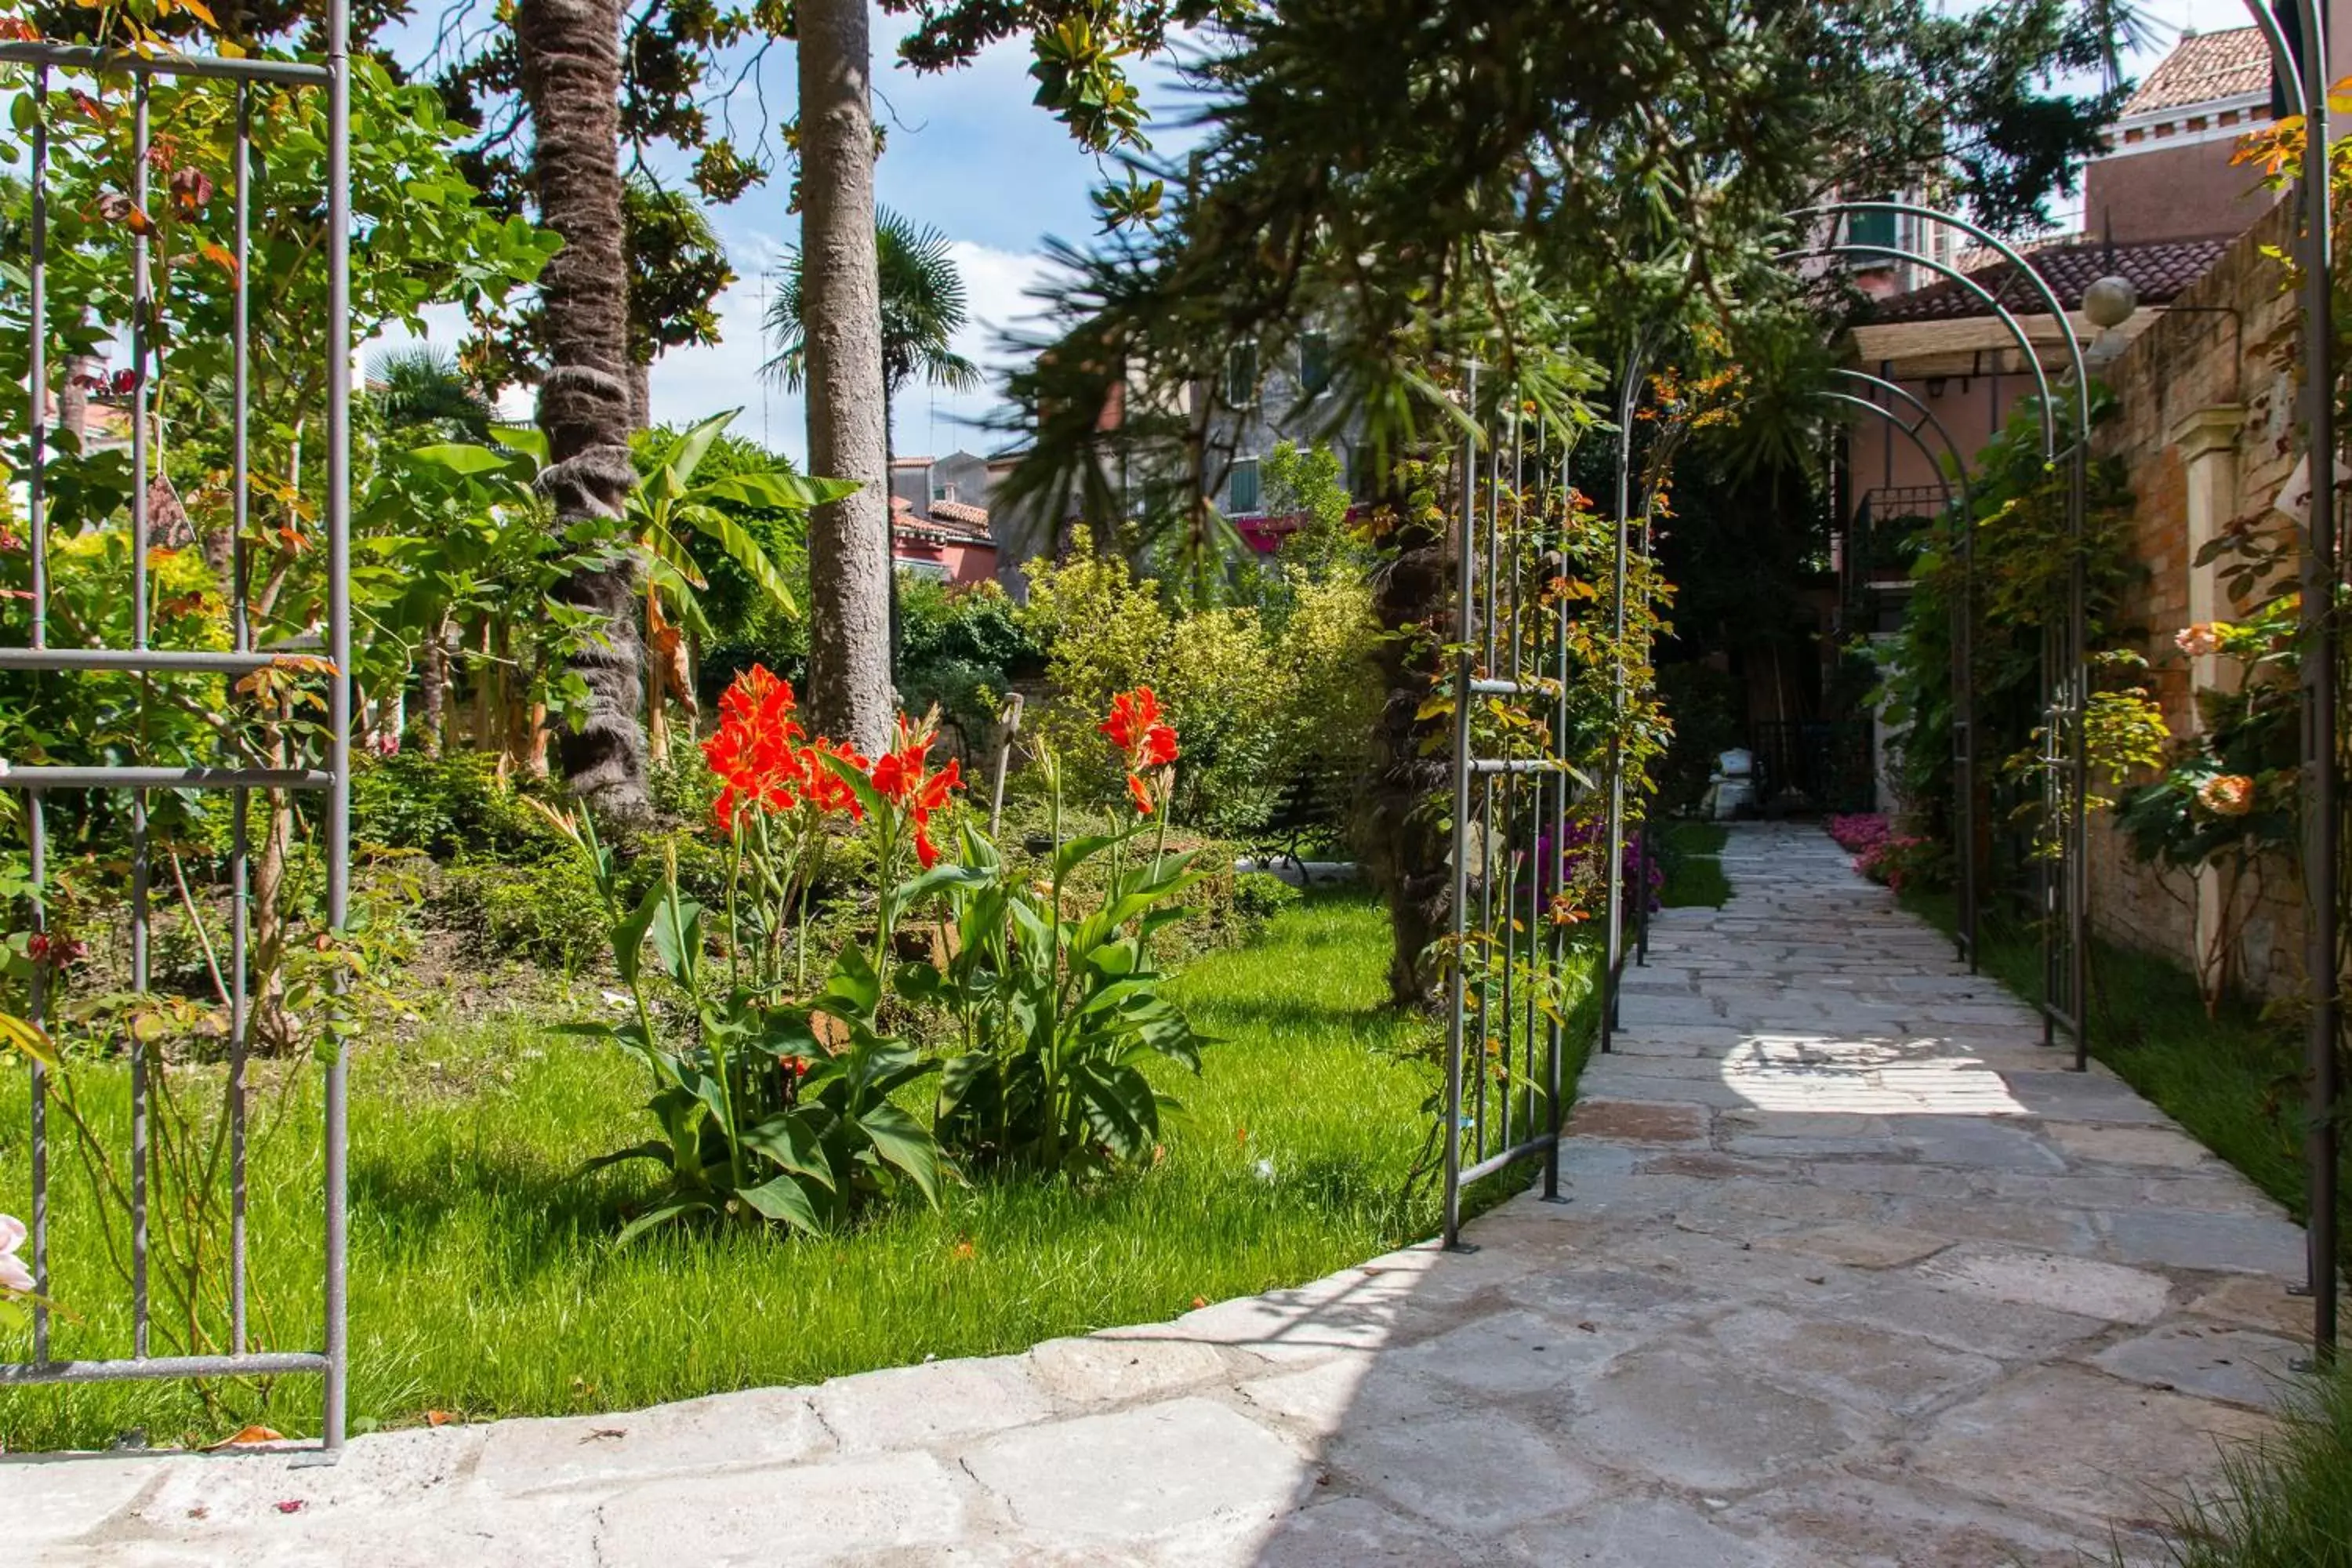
[{"x1": 13, "y1": 822, "x2": 2313, "y2": 1564}]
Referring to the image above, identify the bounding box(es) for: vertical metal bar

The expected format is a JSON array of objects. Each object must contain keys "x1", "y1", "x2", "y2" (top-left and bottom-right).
[
  {"x1": 2069, "y1": 430, "x2": 2091, "y2": 1074},
  {"x1": 2296, "y1": 0, "x2": 2339, "y2": 1359},
  {"x1": 28, "y1": 64, "x2": 48, "y2": 648},
  {"x1": 1499, "y1": 407, "x2": 1519, "y2": 1156},
  {"x1": 1473, "y1": 419, "x2": 1500, "y2": 1163},
  {"x1": 26, "y1": 64, "x2": 51, "y2": 1363},
  {"x1": 1514, "y1": 415, "x2": 1536, "y2": 1132},
  {"x1": 1442, "y1": 364, "x2": 1477, "y2": 1250},
  {"x1": 1602, "y1": 346, "x2": 1640, "y2": 1051},
  {"x1": 229, "y1": 82, "x2": 252, "y2": 1356},
  {"x1": 1542, "y1": 412, "x2": 1566, "y2": 1202},
  {"x1": 1956, "y1": 489, "x2": 1978, "y2": 971},
  {"x1": 323, "y1": 0, "x2": 357, "y2": 1446},
  {"x1": 25, "y1": 797, "x2": 45, "y2": 1364},
  {"x1": 129, "y1": 75, "x2": 153, "y2": 1361}
]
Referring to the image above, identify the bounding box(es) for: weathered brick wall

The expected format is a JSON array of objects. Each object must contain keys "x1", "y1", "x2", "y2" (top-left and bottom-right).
[{"x1": 2086, "y1": 197, "x2": 2307, "y2": 999}]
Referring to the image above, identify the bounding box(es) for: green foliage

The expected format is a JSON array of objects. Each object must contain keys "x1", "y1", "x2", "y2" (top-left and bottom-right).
[
  {"x1": 1878, "y1": 387, "x2": 2146, "y2": 869},
  {"x1": 764, "y1": 207, "x2": 980, "y2": 405},
  {"x1": 1259, "y1": 441, "x2": 1364, "y2": 581},
  {"x1": 630, "y1": 409, "x2": 852, "y2": 637},
  {"x1": 351, "y1": 751, "x2": 548, "y2": 860},
  {"x1": 1018, "y1": 532, "x2": 1293, "y2": 835},
  {"x1": 902, "y1": 800, "x2": 1213, "y2": 1177},
  {"x1": 895, "y1": 577, "x2": 1039, "y2": 754},
  {"x1": 545, "y1": 810, "x2": 944, "y2": 1243},
  {"x1": 437, "y1": 853, "x2": 612, "y2": 975},
  {"x1": 1227, "y1": 869, "x2": 1305, "y2": 934}
]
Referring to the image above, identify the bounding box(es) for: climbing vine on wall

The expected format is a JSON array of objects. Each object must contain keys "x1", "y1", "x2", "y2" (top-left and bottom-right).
[{"x1": 1877, "y1": 384, "x2": 2161, "y2": 885}]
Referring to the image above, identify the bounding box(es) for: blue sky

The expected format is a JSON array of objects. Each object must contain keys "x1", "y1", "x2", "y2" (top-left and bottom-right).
[{"x1": 390, "y1": 0, "x2": 2266, "y2": 466}]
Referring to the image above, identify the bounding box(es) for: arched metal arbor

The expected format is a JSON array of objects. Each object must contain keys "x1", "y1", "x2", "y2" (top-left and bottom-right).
[
  {"x1": 0, "y1": 10, "x2": 358, "y2": 1453},
  {"x1": 1788, "y1": 201, "x2": 2094, "y2": 1076}
]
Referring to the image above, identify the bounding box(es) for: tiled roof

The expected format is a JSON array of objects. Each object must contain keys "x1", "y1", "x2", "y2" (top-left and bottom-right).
[
  {"x1": 1862, "y1": 236, "x2": 2233, "y2": 325},
  {"x1": 2122, "y1": 27, "x2": 2271, "y2": 117},
  {"x1": 929, "y1": 500, "x2": 993, "y2": 537}
]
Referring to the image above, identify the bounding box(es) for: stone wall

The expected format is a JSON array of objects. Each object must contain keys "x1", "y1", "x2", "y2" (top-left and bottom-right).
[{"x1": 2086, "y1": 196, "x2": 2306, "y2": 1000}]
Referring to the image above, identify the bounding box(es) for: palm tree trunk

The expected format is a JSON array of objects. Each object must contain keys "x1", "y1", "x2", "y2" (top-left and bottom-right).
[
  {"x1": 797, "y1": 0, "x2": 893, "y2": 753},
  {"x1": 1366, "y1": 475, "x2": 1457, "y2": 1008},
  {"x1": 419, "y1": 612, "x2": 450, "y2": 757},
  {"x1": 517, "y1": 0, "x2": 648, "y2": 818},
  {"x1": 629, "y1": 361, "x2": 652, "y2": 430}
]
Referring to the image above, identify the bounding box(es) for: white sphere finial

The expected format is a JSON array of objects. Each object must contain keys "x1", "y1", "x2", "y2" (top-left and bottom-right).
[{"x1": 2083, "y1": 274, "x2": 2139, "y2": 330}]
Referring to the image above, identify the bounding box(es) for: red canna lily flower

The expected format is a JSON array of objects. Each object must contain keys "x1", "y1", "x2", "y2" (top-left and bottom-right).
[
  {"x1": 704, "y1": 664, "x2": 811, "y2": 830},
  {"x1": 802, "y1": 740, "x2": 869, "y2": 820},
  {"x1": 1098, "y1": 686, "x2": 1165, "y2": 753},
  {"x1": 1102, "y1": 687, "x2": 1181, "y2": 815}
]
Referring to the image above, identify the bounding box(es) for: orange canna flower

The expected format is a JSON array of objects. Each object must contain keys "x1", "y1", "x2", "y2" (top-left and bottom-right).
[
  {"x1": 1102, "y1": 687, "x2": 1181, "y2": 815},
  {"x1": 1099, "y1": 686, "x2": 1164, "y2": 753}
]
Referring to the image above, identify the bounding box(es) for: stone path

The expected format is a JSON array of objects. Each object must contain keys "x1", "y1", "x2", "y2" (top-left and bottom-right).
[{"x1": 15, "y1": 822, "x2": 2314, "y2": 1565}]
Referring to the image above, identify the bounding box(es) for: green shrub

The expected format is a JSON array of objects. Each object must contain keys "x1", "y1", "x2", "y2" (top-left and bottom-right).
[
  {"x1": 435, "y1": 851, "x2": 611, "y2": 973},
  {"x1": 897, "y1": 577, "x2": 1038, "y2": 757},
  {"x1": 353, "y1": 750, "x2": 548, "y2": 859},
  {"x1": 1229, "y1": 869, "x2": 1304, "y2": 931},
  {"x1": 1018, "y1": 533, "x2": 1292, "y2": 836}
]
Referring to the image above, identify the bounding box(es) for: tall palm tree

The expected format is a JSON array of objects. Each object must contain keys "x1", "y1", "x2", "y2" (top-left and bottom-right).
[
  {"x1": 515, "y1": 0, "x2": 648, "y2": 816},
  {"x1": 770, "y1": 207, "x2": 981, "y2": 687},
  {"x1": 797, "y1": 0, "x2": 894, "y2": 754},
  {"x1": 367, "y1": 345, "x2": 494, "y2": 444},
  {"x1": 764, "y1": 208, "x2": 983, "y2": 444}
]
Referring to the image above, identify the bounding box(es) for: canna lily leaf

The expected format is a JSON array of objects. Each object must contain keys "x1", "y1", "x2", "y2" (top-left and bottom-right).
[
  {"x1": 854, "y1": 1102, "x2": 942, "y2": 1206},
  {"x1": 613, "y1": 1197, "x2": 713, "y2": 1247},
  {"x1": 736, "y1": 1173, "x2": 827, "y2": 1234}
]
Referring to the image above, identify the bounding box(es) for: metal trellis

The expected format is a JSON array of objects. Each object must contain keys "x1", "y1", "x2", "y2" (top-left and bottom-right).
[
  {"x1": 0, "y1": 7, "x2": 354, "y2": 1455},
  {"x1": 1440, "y1": 368, "x2": 1588, "y2": 1247}
]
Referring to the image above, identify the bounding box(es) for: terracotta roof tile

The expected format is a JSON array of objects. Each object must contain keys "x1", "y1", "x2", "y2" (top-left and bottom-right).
[
  {"x1": 928, "y1": 500, "x2": 993, "y2": 536},
  {"x1": 2122, "y1": 27, "x2": 2272, "y2": 117},
  {"x1": 1863, "y1": 236, "x2": 2233, "y2": 325}
]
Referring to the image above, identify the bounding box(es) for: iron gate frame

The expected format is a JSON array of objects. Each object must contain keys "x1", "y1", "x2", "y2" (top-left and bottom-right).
[
  {"x1": 0, "y1": 7, "x2": 355, "y2": 1456},
  {"x1": 1824, "y1": 368, "x2": 1976, "y2": 969}
]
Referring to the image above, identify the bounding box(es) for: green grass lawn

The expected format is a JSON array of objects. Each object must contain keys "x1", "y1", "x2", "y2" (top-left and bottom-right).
[
  {"x1": 2, "y1": 892, "x2": 1497, "y2": 1451},
  {"x1": 1659, "y1": 820, "x2": 1731, "y2": 909}
]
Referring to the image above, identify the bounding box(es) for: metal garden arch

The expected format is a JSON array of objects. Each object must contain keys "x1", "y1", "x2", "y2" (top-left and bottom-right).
[
  {"x1": 1785, "y1": 202, "x2": 2095, "y2": 1075},
  {"x1": 0, "y1": 4, "x2": 358, "y2": 1454}
]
